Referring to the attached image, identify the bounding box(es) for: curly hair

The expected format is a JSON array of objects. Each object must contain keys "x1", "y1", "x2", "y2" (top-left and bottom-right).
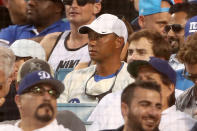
[{"x1": 177, "y1": 32, "x2": 197, "y2": 64}]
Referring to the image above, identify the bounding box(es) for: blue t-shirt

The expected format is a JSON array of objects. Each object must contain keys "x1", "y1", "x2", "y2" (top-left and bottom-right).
[{"x1": 0, "y1": 19, "x2": 70, "y2": 45}]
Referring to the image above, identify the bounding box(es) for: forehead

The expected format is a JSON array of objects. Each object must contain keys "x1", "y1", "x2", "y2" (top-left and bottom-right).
[
  {"x1": 129, "y1": 37, "x2": 153, "y2": 50},
  {"x1": 132, "y1": 87, "x2": 161, "y2": 104},
  {"x1": 150, "y1": 12, "x2": 170, "y2": 23},
  {"x1": 137, "y1": 66, "x2": 161, "y2": 82},
  {"x1": 169, "y1": 12, "x2": 187, "y2": 25}
]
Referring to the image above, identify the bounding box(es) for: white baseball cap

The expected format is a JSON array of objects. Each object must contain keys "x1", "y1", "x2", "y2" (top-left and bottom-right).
[
  {"x1": 79, "y1": 14, "x2": 128, "y2": 44},
  {"x1": 10, "y1": 39, "x2": 46, "y2": 60}
]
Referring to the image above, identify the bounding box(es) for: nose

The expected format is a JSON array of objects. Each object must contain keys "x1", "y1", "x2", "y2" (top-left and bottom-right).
[
  {"x1": 43, "y1": 91, "x2": 53, "y2": 100},
  {"x1": 26, "y1": 0, "x2": 36, "y2": 6},
  {"x1": 167, "y1": 28, "x2": 176, "y2": 38},
  {"x1": 70, "y1": 0, "x2": 78, "y2": 7},
  {"x1": 129, "y1": 53, "x2": 139, "y2": 61}
]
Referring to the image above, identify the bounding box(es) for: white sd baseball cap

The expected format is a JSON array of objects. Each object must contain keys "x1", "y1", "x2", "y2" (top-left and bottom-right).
[
  {"x1": 78, "y1": 14, "x2": 128, "y2": 44},
  {"x1": 10, "y1": 39, "x2": 46, "y2": 60}
]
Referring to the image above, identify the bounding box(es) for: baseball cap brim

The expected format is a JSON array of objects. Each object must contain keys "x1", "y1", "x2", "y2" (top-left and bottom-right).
[
  {"x1": 127, "y1": 60, "x2": 150, "y2": 78},
  {"x1": 19, "y1": 79, "x2": 64, "y2": 95},
  {"x1": 79, "y1": 25, "x2": 112, "y2": 35}
]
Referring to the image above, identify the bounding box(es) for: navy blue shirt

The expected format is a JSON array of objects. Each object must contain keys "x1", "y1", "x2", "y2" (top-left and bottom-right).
[{"x1": 0, "y1": 19, "x2": 70, "y2": 45}]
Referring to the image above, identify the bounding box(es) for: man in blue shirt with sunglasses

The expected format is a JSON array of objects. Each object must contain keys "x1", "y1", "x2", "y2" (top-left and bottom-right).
[{"x1": 0, "y1": 0, "x2": 70, "y2": 46}]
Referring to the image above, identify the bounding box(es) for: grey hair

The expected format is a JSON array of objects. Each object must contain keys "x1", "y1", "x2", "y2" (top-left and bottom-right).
[{"x1": 0, "y1": 46, "x2": 15, "y2": 78}]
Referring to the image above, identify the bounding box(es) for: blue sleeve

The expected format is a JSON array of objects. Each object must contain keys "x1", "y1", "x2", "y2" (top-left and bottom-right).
[{"x1": 0, "y1": 25, "x2": 17, "y2": 44}]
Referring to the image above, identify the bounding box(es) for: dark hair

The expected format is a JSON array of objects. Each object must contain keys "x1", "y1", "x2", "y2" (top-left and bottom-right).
[
  {"x1": 177, "y1": 32, "x2": 197, "y2": 64},
  {"x1": 169, "y1": 3, "x2": 197, "y2": 19},
  {"x1": 128, "y1": 29, "x2": 171, "y2": 61},
  {"x1": 121, "y1": 80, "x2": 161, "y2": 106}
]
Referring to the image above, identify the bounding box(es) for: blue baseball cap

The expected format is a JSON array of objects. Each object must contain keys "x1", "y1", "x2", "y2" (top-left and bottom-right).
[
  {"x1": 18, "y1": 70, "x2": 65, "y2": 95},
  {"x1": 139, "y1": 0, "x2": 170, "y2": 16},
  {"x1": 127, "y1": 57, "x2": 176, "y2": 86},
  {"x1": 184, "y1": 15, "x2": 197, "y2": 39}
]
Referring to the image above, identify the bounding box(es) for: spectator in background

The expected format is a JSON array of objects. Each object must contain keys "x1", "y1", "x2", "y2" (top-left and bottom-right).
[
  {"x1": 88, "y1": 57, "x2": 196, "y2": 131},
  {"x1": 166, "y1": 2, "x2": 197, "y2": 70},
  {"x1": 102, "y1": 81, "x2": 162, "y2": 131},
  {"x1": 2, "y1": 0, "x2": 27, "y2": 25},
  {"x1": 132, "y1": 0, "x2": 173, "y2": 33},
  {"x1": 127, "y1": 29, "x2": 171, "y2": 63},
  {"x1": 0, "y1": 40, "x2": 46, "y2": 122},
  {"x1": 58, "y1": 14, "x2": 134, "y2": 103},
  {"x1": 176, "y1": 32, "x2": 197, "y2": 120},
  {"x1": 0, "y1": 0, "x2": 70, "y2": 46},
  {"x1": 40, "y1": 0, "x2": 101, "y2": 72},
  {"x1": 0, "y1": 46, "x2": 17, "y2": 121},
  {"x1": 0, "y1": 70, "x2": 70, "y2": 131}
]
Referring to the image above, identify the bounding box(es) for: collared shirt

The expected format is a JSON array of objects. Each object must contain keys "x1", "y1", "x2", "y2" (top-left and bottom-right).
[
  {"x1": 88, "y1": 91, "x2": 196, "y2": 131},
  {"x1": 169, "y1": 54, "x2": 184, "y2": 71},
  {"x1": 0, "y1": 20, "x2": 70, "y2": 45},
  {"x1": 58, "y1": 62, "x2": 134, "y2": 103},
  {"x1": 0, "y1": 119, "x2": 70, "y2": 131}
]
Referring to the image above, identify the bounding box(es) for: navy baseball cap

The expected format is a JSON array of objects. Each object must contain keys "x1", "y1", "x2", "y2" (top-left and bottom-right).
[
  {"x1": 18, "y1": 70, "x2": 64, "y2": 95},
  {"x1": 127, "y1": 57, "x2": 176, "y2": 86},
  {"x1": 139, "y1": 0, "x2": 171, "y2": 16},
  {"x1": 184, "y1": 15, "x2": 197, "y2": 39}
]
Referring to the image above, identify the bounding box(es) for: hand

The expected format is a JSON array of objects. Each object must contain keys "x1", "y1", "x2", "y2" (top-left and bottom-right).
[{"x1": 0, "y1": 97, "x2": 5, "y2": 107}]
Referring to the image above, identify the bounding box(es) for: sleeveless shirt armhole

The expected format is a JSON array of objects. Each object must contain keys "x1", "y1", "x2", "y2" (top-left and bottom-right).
[{"x1": 47, "y1": 32, "x2": 64, "y2": 60}]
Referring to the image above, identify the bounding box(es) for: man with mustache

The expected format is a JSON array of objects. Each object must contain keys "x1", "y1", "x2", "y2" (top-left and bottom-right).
[
  {"x1": 0, "y1": 70, "x2": 70, "y2": 131},
  {"x1": 102, "y1": 81, "x2": 162, "y2": 131}
]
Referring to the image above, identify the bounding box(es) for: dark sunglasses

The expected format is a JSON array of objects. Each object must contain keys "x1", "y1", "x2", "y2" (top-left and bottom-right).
[
  {"x1": 164, "y1": 24, "x2": 184, "y2": 33},
  {"x1": 22, "y1": 85, "x2": 60, "y2": 99},
  {"x1": 62, "y1": 0, "x2": 96, "y2": 6}
]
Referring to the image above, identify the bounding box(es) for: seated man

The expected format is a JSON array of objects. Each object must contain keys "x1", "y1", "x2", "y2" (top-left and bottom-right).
[
  {"x1": 0, "y1": 70, "x2": 70, "y2": 131},
  {"x1": 0, "y1": 0, "x2": 69, "y2": 45},
  {"x1": 102, "y1": 81, "x2": 162, "y2": 131},
  {"x1": 176, "y1": 32, "x2": 197, "y2": 119},
  {"x1": 58, "y1": 14, "x2": 134, "y2": 103},
  {"x1": 88, "y1": 57, "x2": 196, "y2": 131}
]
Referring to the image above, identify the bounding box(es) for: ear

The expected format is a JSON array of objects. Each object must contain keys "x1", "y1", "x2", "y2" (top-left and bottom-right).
[
  {"x1": 169, "y1": 83, "x2": 175, "y2": 94},
  {"x1": 115, "y1": 37, "x2": 124, "y2": 49},
  {"x1": 93, "y1": 2, "x2": 101, "y2": 15},
  {"x1": 15, "y1": 95, "x2": 22, "y2": 109},
  {"x1": 121, "y1": 102, "x2": 129, "y2": 120},
  {"x1": 138, "y1": 16, "x2": 145, "y2": 29}
]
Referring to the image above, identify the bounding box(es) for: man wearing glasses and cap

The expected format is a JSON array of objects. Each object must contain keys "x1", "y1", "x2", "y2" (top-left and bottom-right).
[
  {"x1": 58, "y1": 14, "x2": 134, "y2": 103},
  {"x1": 0, "y1": 70, "x2": 70, "y2": 131},
  {"x1": 176, "y1": 32, "x2": 197, "y2": 120}
]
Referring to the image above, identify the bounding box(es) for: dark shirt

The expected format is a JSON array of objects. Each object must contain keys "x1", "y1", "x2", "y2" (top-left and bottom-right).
[{"x1": 0, "y1": 82, "x2": 20, "y2": 122}]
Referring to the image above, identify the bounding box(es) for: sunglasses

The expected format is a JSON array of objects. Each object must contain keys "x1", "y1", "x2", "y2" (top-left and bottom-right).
[
  {"x1": 22, "y1": 85, "x2": 60, "y2": 99},
  {"x1": 164, "y1": 24, "x2": 184, "y2": 33},
  {"x1": 62, "y1": 0, "x2": 96, "y2": 6}
]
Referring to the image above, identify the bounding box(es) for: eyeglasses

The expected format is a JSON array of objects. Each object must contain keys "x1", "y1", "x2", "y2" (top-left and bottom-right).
[
  {"x1": 22, "y1": 85, "x2": 60, "y2": 99},
  {"x1": 62, "y1": 0, "x2": 96, "y2": 6},
  {"x1": 183, "y1": 69, "x2": 197, "y2": 82},
  {"x1": 164, "y1": 24, "x2": 184, "y2": 33}
]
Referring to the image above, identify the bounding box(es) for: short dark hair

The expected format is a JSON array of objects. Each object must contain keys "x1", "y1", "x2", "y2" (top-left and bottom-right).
[
  {"x1": 128, "y1": 29, "x2": 171, "y2": 61},
  {"x1": 121, "y1": 80, "x2": 161, "y2": 106},
  {"x1": 169, "y1": 3, "x2": 197, "y2": 19}
]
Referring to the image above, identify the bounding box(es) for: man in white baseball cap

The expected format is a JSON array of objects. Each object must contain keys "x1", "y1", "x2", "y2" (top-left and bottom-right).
[{"x1": 58, "y1": 14, "x2": 134, "y2": 103}]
